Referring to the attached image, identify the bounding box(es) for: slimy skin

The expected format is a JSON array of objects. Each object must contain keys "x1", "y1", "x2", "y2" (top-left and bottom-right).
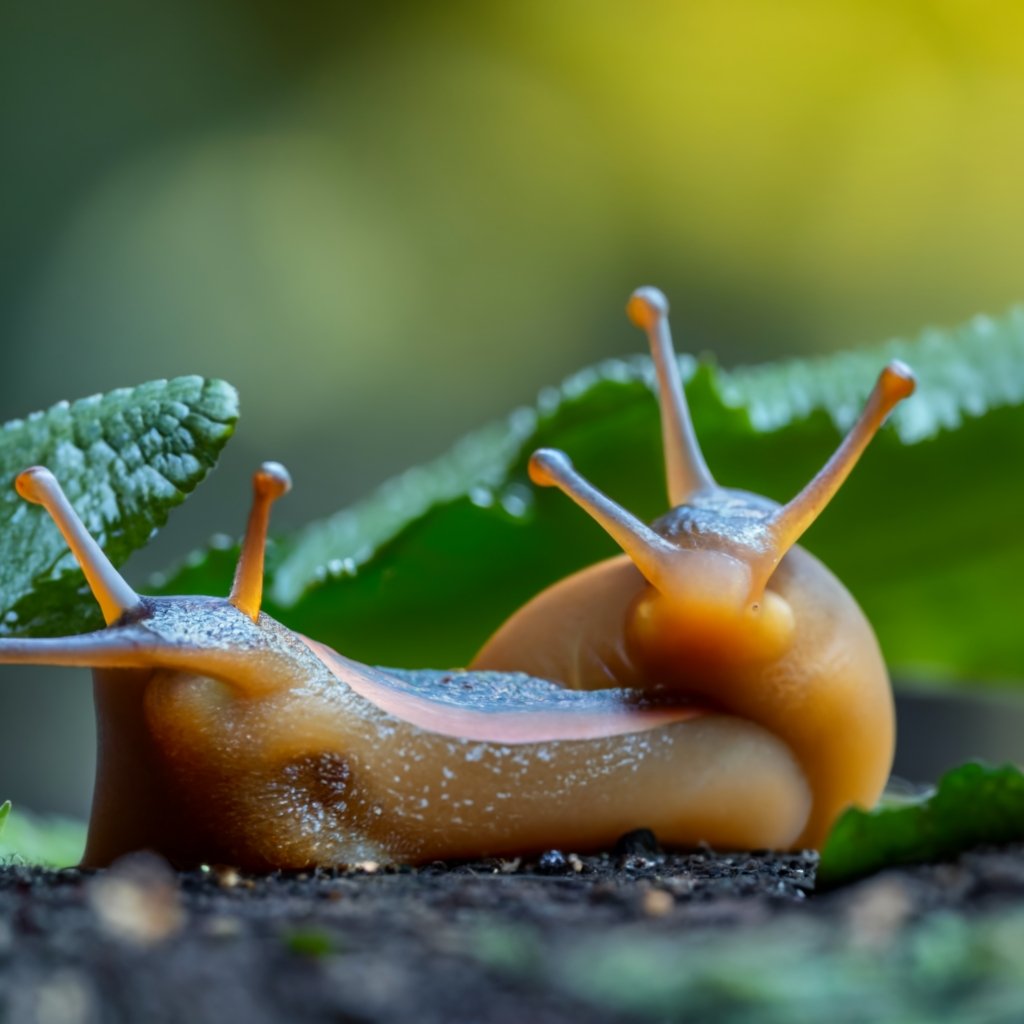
[
  {"x1": 0, "y1": 286, "x2": 915, "y2": 867},
  {"x1": 0, "y1": 463, "x2": 810, "y2": 870},
  {"x1": 474, "y1": 287, "x2": 916, "y2": 848},
  {"x1": 472, "y1": 547, "x2": 890, "y2": 849}
]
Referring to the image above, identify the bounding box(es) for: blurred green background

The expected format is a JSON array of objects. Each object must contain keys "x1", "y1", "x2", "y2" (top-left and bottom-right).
[{"x1": 3, "y1": 0, "x2": 1024, "y2": 818}]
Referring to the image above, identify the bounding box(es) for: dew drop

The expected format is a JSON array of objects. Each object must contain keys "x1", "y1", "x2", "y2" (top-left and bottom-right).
[
  {"x1": 500, "y1": 484, "x2": 533, "y2": 519},
  {"x1": 469, "y1": 486, "x2": 494, "y2": 509}
]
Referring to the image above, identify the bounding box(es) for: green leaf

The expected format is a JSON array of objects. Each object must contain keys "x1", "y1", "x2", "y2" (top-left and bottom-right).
[
  {"x1": 817, "y1": 762, "x2": 1024, "y2": 887},
  {"x1": 0, "y1": 803, "x2": 86, "y2": 867},
  {"x1": 0, "y1": 377, "x2": 238, "y2": 637},
  {"x1": 161, "y1": 308, "x2": 1024, "y2": 681}
]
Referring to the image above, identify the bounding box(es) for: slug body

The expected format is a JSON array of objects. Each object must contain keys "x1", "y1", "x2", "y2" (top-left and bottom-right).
[
  {"x1": 473, "y1": 287, "x2": 917, "y2": 848},
  {"x1": 0, "y1": 291, "x2": 914, "y2": 868},
  {"x1": 0, "y1": 463, "x2": 811, "y2": 870}
]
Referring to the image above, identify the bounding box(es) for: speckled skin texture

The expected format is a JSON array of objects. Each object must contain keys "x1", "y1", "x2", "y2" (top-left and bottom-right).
[
  {"x1": 472, "y1": 489, "x2": 895, "y2": 850},
  {"x1": 73, "y1": 598, "x2": 811, "y2": 870}
]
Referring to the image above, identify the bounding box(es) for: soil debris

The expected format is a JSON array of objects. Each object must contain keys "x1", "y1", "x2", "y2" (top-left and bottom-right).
[
  {"x1": 86, "y1": 852, "x2": 184, "y2": 947},
  {"x1": 1, "y1": 843, "x2": 1023, "y2": 1023}
]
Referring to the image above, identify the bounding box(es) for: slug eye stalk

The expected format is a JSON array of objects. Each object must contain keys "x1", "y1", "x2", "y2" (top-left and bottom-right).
[
  {"x1": 759, "y1": 361, "x2": 915, "y2": 589},
  {"x1": 15, "y1": 460, "x2": 294, "y2": 627},
  {"x1": 528, "y1": 448, "x2": 752, "y2": 608},
  {"x1": 626, "y1": 286, "x2": 714, "y2": 504},
  {"x1": 15, "y1": 466, "x2": 143, "y2": 625},
  {"x1": 229, "y1": 461, "x2": 292, "y2": 620},
  {"x1": 0, "y1": 463, "x2": 304, "y2": 694},
  {"x1": 533, "y1": 288, "x2": 917, "y2": 606}
]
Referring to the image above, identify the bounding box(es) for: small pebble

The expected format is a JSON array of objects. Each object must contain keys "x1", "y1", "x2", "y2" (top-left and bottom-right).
[
  {"x1": 537, "y1": 850, "x2": 569, "y2": 875},
  {"x1": 88, "y1": 853, "x2": 185, "y2": 946},
  {"x1": 619, "y1": 854, "x2": 659, "y2": 873},
  {"x1": 642, "y1": 889, "x2": 675, "y2": 917},
  {"x1": 212, "y1": 865, "x2": 240, "y2": 889},
  {"x1": 847, "y1": 877, "x2": 913, "y2": 947},
  {"x1": 614, "y1": 828, "x2": 662, "y2": 857},
  {"x1": 663, "y1": 875, "x2": 695, "y2": 897}
]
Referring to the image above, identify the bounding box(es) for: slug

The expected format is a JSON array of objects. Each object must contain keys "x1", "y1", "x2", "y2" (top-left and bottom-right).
[
  {"x1": 472, "y1": 286, "x2": 917, "y2": 848},
  {"x1": 0, "y1": 462, "x2": 815, "y2": 870}
]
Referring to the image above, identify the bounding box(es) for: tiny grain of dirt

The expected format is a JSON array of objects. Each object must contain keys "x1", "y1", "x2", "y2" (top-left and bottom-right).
[{"x1": 2, "y1": 834, "x2": 1024, "y2": 1024}]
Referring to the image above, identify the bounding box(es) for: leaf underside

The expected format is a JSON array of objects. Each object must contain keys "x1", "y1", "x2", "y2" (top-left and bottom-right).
[
  {"x1": 161, "y1": 307, "x2": 1024, "y2": 682},
  {"x1": 0, "y1": 376, "x2": 238, "y2": 637},
  {"x1": 817, "y1": 761, "x2": 1024, "y2": 887}
]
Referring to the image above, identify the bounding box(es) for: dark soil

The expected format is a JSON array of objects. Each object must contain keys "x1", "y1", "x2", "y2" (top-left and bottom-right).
[{"x1": 3, "y1": 838, "x2": 1024, "y2": 1024}]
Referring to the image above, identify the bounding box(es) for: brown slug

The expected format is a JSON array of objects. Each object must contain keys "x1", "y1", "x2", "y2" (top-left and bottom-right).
[
  {"x1": 0, "y1": 460, "x2": 815, "y2": 870},
  {"x1": 472, "y1": 286, "x2": 917, "y2": 848}
]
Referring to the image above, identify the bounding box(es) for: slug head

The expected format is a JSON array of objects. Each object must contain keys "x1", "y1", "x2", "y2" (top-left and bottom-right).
[
  {"x1": 532, "y1": 287, "x2": 916, "y2": 677},
  {"x1": 0, "y1": 462, "x2": 308, "y2": 694}
]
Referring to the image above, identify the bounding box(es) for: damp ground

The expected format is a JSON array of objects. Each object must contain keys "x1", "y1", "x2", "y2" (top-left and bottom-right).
[{"x1": 3, "y1": 835, "x2": 1024, "y2": 1024}]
